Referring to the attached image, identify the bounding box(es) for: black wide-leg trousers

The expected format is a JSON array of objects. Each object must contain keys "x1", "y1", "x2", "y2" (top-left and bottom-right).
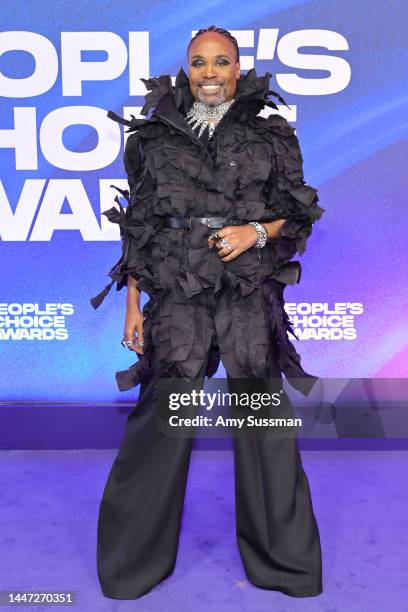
[{"x1": 97, "y1": 343, "x2": 323, "y2": 600}]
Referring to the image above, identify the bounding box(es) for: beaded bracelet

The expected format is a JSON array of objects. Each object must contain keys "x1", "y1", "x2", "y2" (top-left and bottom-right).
[{"x1": 248, "y1": 221, "x2": 268, "y2": 248}]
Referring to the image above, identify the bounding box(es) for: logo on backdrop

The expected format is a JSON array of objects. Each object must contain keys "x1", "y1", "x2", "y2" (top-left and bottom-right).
[
  {"x1": 285, "y1": 302, "x2": 364, "y2": 340},
  {"x1": 0, "y1": 303, "x2": 74, "y2": 340}
]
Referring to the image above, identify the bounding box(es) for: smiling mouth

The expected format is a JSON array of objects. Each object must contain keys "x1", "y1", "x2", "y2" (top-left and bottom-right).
[{"x1": 200, "y1": 84, "x2": 222, "y2": 93}]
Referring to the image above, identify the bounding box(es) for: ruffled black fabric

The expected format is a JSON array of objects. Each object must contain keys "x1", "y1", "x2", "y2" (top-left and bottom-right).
[
  {"x1": 90, "y1": 67, "x2": 325, "y2": 395},
  {"x1": 252, "y1": 113, "x2": 325, "y2": 255}
]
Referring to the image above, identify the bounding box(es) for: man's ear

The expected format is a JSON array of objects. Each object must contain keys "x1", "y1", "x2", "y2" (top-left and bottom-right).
[{"x1": 235, "y1": 62, "x2": 241, "y2": 79}]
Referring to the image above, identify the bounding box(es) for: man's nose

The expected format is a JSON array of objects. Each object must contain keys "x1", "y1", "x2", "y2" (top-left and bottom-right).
[{"x1": 202, "y1": 66, "x2": 218, "y2": 79}]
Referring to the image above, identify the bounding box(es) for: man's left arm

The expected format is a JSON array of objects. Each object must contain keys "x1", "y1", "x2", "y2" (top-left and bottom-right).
[{"x1": 263, "y1": 114, "x2": 325, "y2": 255}]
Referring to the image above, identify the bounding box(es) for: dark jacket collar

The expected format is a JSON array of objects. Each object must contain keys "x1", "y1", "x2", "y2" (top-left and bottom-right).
[
  {"x1": 106, "y1": 67, "x2": 289, "y2": 135},
  {"x1": 140, "y1": 66, "x2": 289, "y2": 122}
]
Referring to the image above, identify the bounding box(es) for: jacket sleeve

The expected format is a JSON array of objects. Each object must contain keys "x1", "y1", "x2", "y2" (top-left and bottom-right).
[
  {"x1": 264, "y1": 114, "x2": 325, "y2": 256},
  {"x1": 90, "y1": 131, "x2": 159, "y2": 309}
]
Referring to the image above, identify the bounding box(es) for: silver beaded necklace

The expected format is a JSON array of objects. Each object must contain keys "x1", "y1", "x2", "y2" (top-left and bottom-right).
[{"x1": 185, "y1": 99, "x2": 235, "y2": 139}]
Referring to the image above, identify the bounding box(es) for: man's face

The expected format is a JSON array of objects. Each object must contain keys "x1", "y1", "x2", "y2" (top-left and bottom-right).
[{"x1": 188, "y1": 32, "x2": 240, "y2": 107}]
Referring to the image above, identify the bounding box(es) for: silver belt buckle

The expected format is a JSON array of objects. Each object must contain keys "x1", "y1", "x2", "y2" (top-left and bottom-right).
[{"x1": 209, "y1": 217, "x2": 224, "y2": 228}]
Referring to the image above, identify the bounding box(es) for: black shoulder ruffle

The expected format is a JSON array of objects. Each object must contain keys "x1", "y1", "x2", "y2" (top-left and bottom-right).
[{"x1": 139, "y1": 75, "x2": 174, "y2": 117}]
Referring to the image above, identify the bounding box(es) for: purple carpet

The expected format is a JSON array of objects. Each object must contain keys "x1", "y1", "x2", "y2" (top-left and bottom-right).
[{"x1": 0, "y1": 449, "x2": 406, "y2": 611}]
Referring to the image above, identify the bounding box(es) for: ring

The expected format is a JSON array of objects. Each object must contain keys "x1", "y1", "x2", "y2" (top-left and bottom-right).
[
  {"x1": 121, "y1": 337, "x2": 144, "y2": 349},
  {"x1": 209, "y1": 232, "x2": 221, "y2": 241},
  {"x1": 219, "y1": 238, "x2": 232, "y2": 250},
  {"x1": 121, "y1": 337, "x2": 135, "y2": 348}
]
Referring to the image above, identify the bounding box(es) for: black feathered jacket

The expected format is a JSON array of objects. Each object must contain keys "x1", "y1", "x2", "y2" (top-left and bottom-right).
[{"x1": 91, "y1": 67, "x2": 325, "y2": 395}]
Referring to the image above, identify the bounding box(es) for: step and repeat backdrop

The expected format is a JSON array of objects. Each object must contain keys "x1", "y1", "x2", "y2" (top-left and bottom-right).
[{"x1": 1, "y1": 1, "x2": 407, "y2": 402}]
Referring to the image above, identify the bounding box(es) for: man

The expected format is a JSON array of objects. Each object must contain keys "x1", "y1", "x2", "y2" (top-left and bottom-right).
[{"x1": 92, "y1": 25, "x2": 324, "y2": 601}]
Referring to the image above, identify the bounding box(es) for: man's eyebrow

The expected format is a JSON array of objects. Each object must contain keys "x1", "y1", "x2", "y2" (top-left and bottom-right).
[{"x1": 190, "y1": 54, "x2": 231, "y2": 60}]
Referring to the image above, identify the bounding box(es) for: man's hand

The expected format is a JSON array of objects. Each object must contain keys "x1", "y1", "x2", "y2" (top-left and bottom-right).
[
  {"x1": 124, "y1": 277, "x2": 144, "y2": 354},
  {"x1": 208, "y1": 220, "x2": 286, "y2": 262},
  {"x1": 124, "y1": 307, "x2": 145, "y2": 355}
]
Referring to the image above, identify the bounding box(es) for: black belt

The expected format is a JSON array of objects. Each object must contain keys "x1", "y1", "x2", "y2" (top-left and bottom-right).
[{"x1": 163, "y1": 217, "x2": 251, "y2": 230}]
